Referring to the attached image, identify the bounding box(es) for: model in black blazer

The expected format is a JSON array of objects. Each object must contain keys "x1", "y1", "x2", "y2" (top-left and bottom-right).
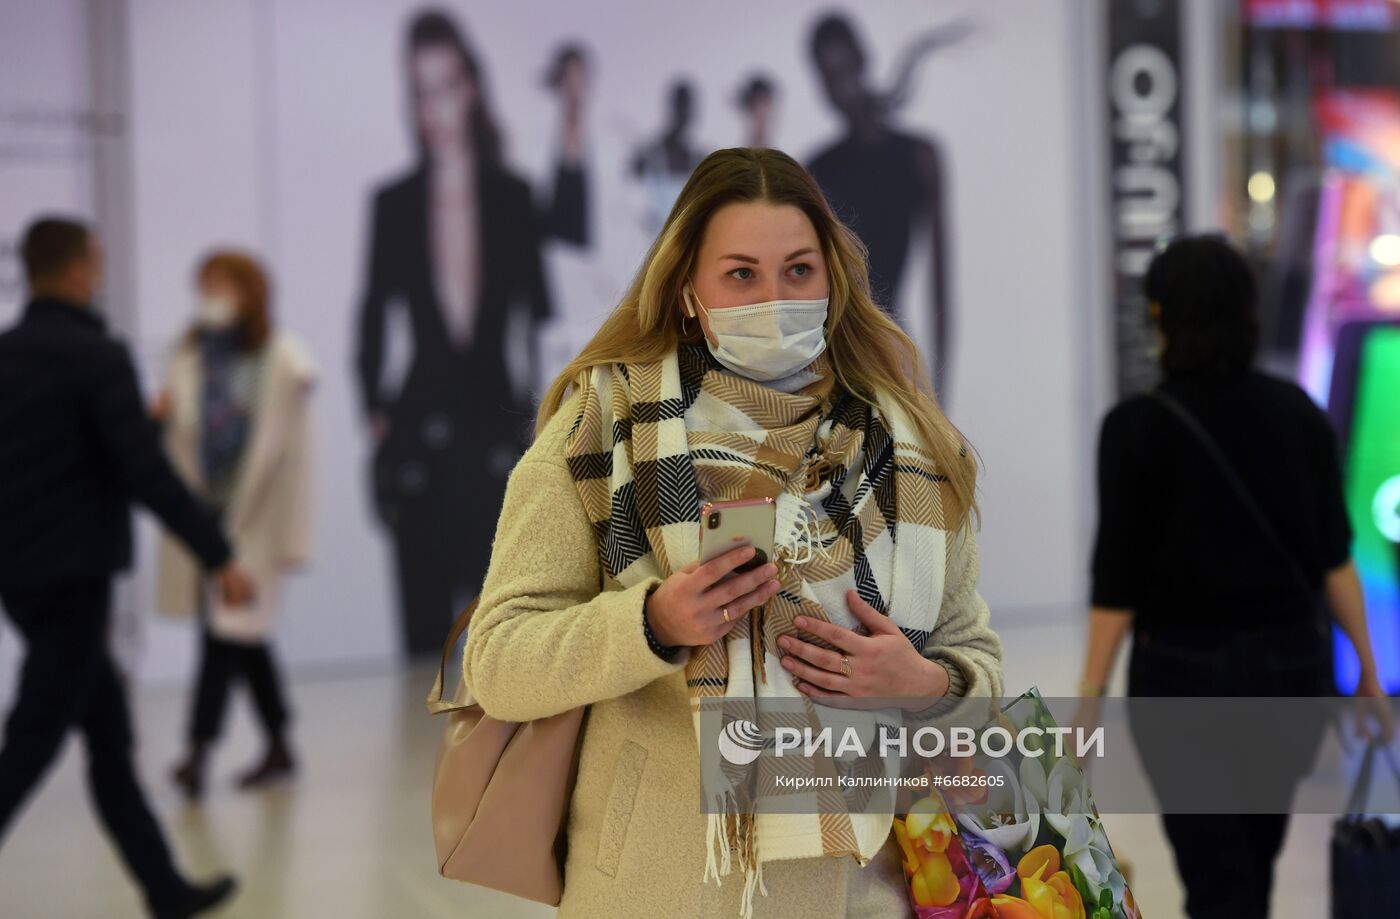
[{"x1": 355, "y1": 159, "x2": 584, "y2": 655}]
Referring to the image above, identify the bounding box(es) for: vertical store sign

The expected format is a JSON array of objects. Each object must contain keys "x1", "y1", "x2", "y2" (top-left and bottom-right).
[{"x1": 1107, "y1": 0, "x2": 1185, "y2": 395}]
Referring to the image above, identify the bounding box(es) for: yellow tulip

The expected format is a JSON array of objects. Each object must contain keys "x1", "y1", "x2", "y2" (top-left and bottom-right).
[
  {"x1": 986, "y1": 896, "x2": 1043, "y2": 919},
  {"x1": 994, "y1": 870, "x2": 1086, "y2": 919},
  {"x1": 893, "y1": 819, "x2": 920, "y2": 877},
  {"x1": 920, "y1": 822, "x2": 953, "y2": 854},
  {"x1": 1017, "y1": 844, "x2": 1061, "y2": 881},
  {"x1": 1046, "y1": 872, "x2": 1087, "y2": 919},
  {"x1": 904, "y1": 795, "x2": 944, "y2": 839},
  {"x1": 910, "y1": 873, "x2": 932, "y2": 906},
  {"x1": 909, "y1": 852, "x2": 960, "y2": 907}
]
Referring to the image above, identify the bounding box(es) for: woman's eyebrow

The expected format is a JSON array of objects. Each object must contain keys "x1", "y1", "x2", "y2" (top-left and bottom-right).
[{"x1": 718, "y1": 247, "x2": 815, "y2": 264}]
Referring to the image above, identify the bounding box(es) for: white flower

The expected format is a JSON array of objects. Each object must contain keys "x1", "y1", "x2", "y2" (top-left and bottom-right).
[
  {"x1": 955, "y1": 755, "x2": 1041, "y2": 856},
  {"x1": 1021, "y1": 755, "x2": 1125, "y2": 902}
]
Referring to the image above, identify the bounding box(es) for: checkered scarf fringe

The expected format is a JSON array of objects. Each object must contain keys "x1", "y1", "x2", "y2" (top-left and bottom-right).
[{"x1": 564, "y1": 344, "x2": 952, "y2": 917}]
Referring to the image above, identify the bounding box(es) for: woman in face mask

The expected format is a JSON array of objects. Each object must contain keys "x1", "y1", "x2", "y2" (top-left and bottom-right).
[
  {"x1": 153, "y1": 251, "x2": 317, "y2": 799},
  {"x1": 461, "y1": 147, "x2": 1001, "y2": 918}
]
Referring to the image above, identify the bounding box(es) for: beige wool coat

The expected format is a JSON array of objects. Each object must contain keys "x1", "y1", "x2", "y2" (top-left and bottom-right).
[
  {"x1": 463, "y1": 390, "x2": 1003, "y2": 918},
  {"x1": 156, "y1": 332, "x2": 316, "y2": 643}
]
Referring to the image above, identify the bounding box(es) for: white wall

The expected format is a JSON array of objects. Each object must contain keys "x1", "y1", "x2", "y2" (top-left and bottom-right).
[
  {"x1": 0, "y1": 0, "x2": 98, "y2": 687},
  {"x1": 115, "y1": 0, "x2": 1102, "y2": 684},
  {"x1": 125, "y1": 1, "x2": 398, "y2": 682},
  {"x1": 0, "y1": 0, "x2": 94, "y2": 322}
]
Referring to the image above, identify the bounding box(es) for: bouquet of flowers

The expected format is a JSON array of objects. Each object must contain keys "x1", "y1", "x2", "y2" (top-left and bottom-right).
[{"x1": 893, "y1": 689, "x2": 1141, "y2": 919}]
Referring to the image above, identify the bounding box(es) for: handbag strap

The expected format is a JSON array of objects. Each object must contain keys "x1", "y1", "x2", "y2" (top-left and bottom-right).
[
  {"x1": 1344, "y1": 740, "x2": 1400, "y2": 818},
  {"x1": 425, "y1": 596, "x2": 481, "y2": 715},
  {"x1": 1148, "y1": 390, "x2": 1315, "y2": 597}
]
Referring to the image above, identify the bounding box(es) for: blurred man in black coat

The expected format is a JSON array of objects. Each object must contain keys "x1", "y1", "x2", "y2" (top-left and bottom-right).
[{"x1": 0, "y1": 217, "x2": 252, "y2": 918}]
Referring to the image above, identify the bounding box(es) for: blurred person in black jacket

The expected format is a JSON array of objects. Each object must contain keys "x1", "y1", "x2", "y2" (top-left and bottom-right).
[
  {"x1": 1077, "y1": 235, "x2": 1390, "y2": 919},
  {"x1": 0, "y1": 217, "x2": 254, "y2": 919}
]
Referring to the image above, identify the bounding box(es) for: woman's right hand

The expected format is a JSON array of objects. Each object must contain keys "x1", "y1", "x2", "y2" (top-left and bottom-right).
[{"x1": 645, "y1": 545, "x2": 781, "y2": 648}]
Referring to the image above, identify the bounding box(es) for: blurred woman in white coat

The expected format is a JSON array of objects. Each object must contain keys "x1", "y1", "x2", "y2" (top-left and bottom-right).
[{"x1": 154, "y1": 251, "x2": 316, "y2": 799}]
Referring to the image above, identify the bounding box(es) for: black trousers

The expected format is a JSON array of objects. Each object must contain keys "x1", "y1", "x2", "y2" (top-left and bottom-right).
[
  {"x1": 385, "y1": 436, "x2": 509, "y2": 657},
  {"x1": 0, "y1": 577, "x2": 185, "y2": 903},
  {"x1": 188, "y1": 628, "x2": 289, "y2": 745},
  {"x1": 1128, "y1": 618, "x2": 1330, "y2": 919},
  {"x1": 375, "y1": 366, "x2": 526, "y2": 657},
  {"x1": 390, "y1": 504, "x2": 486, "y2": 658}
]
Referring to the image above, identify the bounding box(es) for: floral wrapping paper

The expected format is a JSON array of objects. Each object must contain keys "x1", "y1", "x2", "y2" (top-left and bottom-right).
[{"x1": 893, "y1": 689, "x2": 1142, "y2": 919}]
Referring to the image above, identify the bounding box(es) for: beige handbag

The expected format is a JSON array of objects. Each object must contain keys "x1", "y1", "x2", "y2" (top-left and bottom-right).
[{"x1": 426, "y1": 598, "x2": 587, "y2": 905}]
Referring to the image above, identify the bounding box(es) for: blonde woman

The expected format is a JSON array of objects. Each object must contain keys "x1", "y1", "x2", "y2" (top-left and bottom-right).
[
  {"x1": 155, "y1": 251, "x2": 316, "y2": 799},
  {"x1": 463, "y1": 147, "x2": 1001, "y2": 918}
]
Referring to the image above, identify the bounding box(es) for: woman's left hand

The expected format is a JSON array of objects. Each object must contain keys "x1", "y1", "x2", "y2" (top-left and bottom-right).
[{"x1": 778, "y1": 589, "x2": 949, "y2": 711}]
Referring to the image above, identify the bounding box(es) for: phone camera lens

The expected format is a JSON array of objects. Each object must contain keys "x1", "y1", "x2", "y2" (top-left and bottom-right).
[{"x1": 707, "y1": 512, "x2": 720, "y2": 530}]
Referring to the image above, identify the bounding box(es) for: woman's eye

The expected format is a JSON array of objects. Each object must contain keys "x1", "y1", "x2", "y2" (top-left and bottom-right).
[
  {"x1": 790, "y1": 263, "x2": 811, "y2": 278},
  {"x1": 730, "y1": 267, "x2": 754, "y2": 281}
]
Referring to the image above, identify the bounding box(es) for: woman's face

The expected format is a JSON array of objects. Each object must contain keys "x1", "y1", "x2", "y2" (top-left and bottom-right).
[
  {"x1": 815, "y1": 39, "x2": 865, "y2": 120},
  {"x1": 199, "y1": 270, "x2": 239, "y2": 308},
  {"x1": 197, "y1": 268, "x2": 244, "y2": 329},
  {"x1": 411, "y1": 44, "x2": 476, "y2": 154},
  {"x1": 747, "y1": 93, "x2": 774, "y2": 127},
  {"x1": 560, "y1": 57, "x2": 588, "y2": 106},
  {"x1": 688, "y1": 201, "x2": 829, "y2": 346}
]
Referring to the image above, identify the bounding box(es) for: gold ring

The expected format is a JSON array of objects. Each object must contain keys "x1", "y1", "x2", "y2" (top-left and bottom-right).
[
  {"x1": 722, "y1": 607, "x2": 731, "y2": 623},
  {"x1": 839, "y1": 655, "x2": 852, "y2": 678}
]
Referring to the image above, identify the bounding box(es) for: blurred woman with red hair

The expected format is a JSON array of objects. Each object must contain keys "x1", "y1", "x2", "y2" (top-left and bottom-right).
[{"x1": 154, "y1": 250, "x2": 317, "y2": 799}]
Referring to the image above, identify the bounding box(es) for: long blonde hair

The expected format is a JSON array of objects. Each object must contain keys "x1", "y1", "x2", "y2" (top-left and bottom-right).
[{"x1": 536, "y1": 147, "x2": 978, "y2": 529}]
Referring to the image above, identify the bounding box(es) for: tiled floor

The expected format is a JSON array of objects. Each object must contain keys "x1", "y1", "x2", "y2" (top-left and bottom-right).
[{"x1": 0, "y1": 614, "x2": 1344, "y2": 917}]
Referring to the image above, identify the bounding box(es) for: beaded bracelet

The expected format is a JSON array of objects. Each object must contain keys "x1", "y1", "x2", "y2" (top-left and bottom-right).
[{"x1": 642, "y1": 586, "x2": 681, "y2": 660}]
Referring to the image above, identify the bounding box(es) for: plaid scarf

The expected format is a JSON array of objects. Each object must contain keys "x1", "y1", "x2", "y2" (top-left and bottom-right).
[{"x1": 564, "y1": 343, "x2": 951, "y2": 917}]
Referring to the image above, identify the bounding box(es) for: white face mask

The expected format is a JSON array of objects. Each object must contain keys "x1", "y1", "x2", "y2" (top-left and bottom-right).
[
  {"x1": 683, "y1": 286, "x2": 828, "y2": 382},
  {"x1": 198, "y1": 295, "x2": 238, "y2": 329}
]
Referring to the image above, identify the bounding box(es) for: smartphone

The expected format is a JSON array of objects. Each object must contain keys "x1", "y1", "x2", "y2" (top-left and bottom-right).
[{"x1": 699, "y1": 497, "x2": 776, "y2": 579}]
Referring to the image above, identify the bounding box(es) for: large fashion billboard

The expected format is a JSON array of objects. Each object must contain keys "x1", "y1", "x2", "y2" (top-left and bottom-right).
[{"x1": 124, "y1": 0, "x2": 1095, "y2": 672}]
